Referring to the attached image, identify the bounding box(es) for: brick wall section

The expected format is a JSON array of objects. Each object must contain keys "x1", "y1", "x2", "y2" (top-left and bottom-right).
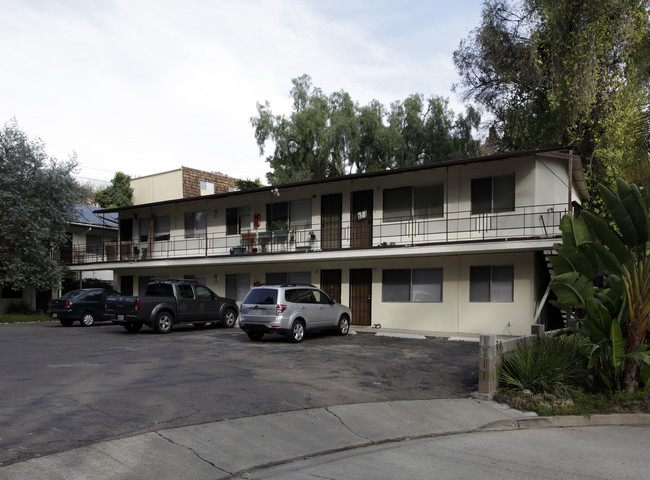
[{"x1": 182, "y1": 167, "x2": 240, "y2": 198}]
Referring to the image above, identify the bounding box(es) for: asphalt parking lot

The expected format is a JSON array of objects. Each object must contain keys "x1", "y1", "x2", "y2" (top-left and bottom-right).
[{"x1": 0, "y1": 322, "x2": 478, "y2": 466}]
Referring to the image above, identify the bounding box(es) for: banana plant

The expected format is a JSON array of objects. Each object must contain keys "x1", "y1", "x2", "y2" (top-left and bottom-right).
[{"x1": 551, "y1": 179, "x2": 650, "y2": 392}]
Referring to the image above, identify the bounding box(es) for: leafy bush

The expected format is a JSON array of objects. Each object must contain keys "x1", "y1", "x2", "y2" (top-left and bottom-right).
[
  {"x1": 4, "y1": 302, "x2": 33, "y2": 315},
  {"x1": 499, "y1": 333, "x2": 589, "y2": 397}
]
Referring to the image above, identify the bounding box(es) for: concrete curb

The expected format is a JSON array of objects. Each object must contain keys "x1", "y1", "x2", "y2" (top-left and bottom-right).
[{"x1": 2, "y1": 399, "x2": 648, "y2": 480}]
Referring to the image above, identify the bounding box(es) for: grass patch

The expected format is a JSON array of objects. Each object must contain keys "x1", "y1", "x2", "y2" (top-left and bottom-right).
[
  {"x1": 0, "y1": 314, "x2": 52, "y2": 323},
  {"x1": 514, "y1": 391, "x2": 650, "y2": 416}
]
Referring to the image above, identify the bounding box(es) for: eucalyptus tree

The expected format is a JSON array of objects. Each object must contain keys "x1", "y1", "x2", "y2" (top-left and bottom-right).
[
  {"x1": 454, "y1": 0, "x2": 650, "y2": 208},
  {"x1": 0, "y1": 119, "x2": 80, "y2": 291},
  {"x1": 251, "y1": 75, "x2": 482, "y2": 183}
]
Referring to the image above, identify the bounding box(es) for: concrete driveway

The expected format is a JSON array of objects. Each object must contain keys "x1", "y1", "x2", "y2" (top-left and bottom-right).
[{"x1": 0, "y1": 322, "x2": 478, "y2": 466}]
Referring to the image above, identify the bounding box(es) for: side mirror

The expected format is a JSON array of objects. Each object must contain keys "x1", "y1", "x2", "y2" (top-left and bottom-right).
[{"x1": 330, "y1": 298, "x2": 336, "y2": 305}]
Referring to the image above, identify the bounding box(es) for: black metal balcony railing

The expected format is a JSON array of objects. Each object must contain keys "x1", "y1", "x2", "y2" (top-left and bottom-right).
[{"x1": 64, "y1": 204, "x2": 568, "y2": 265}]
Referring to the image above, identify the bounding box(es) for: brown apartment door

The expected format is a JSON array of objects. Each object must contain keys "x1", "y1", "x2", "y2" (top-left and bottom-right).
[
  {"x1": 320, "y1": 269, "x2": 342, "y2": 303},
  {"x1": 349, "y1": 268, "x2": 372, "y2": 326},
  {"x1": 351, "y1": 190, "x2": 373, "y2": 248},
  {"x1": 321, "y1": 193, "x2": 342, "y2": 249}
]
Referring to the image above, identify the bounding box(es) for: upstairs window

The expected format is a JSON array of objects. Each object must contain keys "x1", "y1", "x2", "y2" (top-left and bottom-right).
[
  {"x1": 184, "y1": 211, "x2": 206, "y2": 238},
  {"x1": 383, "y1": 184, "x2": 444, "y2": 221},
  {"x1": 265, "y1": 199, "x2": 312, "y2": 230},
  {"x1": 200, "y1": 181, "x2": 214, "y2": 195},
  {"x1": 226, "y1": 206, "x2": 251, "y2": 235},
  {"x1": 139, "y1": 218, "x2": 149, "y2": 242},
  {"x1": 471, "y1": 175, "x2": 515, "y2": 214},
  {"x1": 154, "y1": 215, "x2": 170, "y2": 241}
]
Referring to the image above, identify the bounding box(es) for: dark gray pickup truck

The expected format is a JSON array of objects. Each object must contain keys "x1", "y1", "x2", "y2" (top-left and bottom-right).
[{"x1": 104, "y1": 279, "x2": 239, "y2": 334}]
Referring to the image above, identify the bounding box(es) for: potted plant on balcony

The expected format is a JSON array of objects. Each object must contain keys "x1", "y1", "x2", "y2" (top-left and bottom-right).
[
  {"x1": 273, "y1": 221, "x2": 289, "y2": 240},
  {"x1": 241, "y1": 232, "x2": 257, "y2": 253},
  {"x1": 258, "y1": 231, "x2": 273, "y2": 252}
]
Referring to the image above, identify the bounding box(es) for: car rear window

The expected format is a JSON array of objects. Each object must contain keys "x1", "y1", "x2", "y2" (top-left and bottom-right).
[
  {"x1": 145, "y1": 283, "x2": 175, "y2": 297},
  {"x1": 243, "y1": 288, "x2": 278, "y2": 305},
  {"x1": 62, "y1": 290, "x2": 82, "y2": 299}
]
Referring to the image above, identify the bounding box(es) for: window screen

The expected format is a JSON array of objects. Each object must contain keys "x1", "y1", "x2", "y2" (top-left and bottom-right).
[
  {"x1": 383, "y1": 187, "x2": 412, "y2": 221},
  {"x1": 226, "y1": 206, "x2": 251, "y2": 235},
  {"x1": 154, "y1": 215, "x2": 170, "y2": 241},
  {"x1": 184, "y1": 212, "x2": 206, "y2": 238},
  {"x1": 470, "y1": 265, "x2": 514, "y2": 302},
  {"x1": 265, "y1": 271, "x2": 311, "y2": 285},
  {"x1": 139, "y1": 219, "x2": 149, "y2": 242},
  {"x1": 471, "y1": 175, "x2": 515, "y2": 214},
  {"x1": 382, "y1": 268, "x2": 442, "y2": 303}
]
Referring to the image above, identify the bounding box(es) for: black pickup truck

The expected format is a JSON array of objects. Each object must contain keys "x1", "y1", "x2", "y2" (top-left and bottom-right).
[{"x1": 104, "y1": 279, "x2": 239, "y2": 334}]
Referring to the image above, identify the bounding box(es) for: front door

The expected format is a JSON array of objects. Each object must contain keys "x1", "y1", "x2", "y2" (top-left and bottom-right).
[
  {"x1": 321, "y1": 194, "x2": 342, "y2": 249},
  {"x1": 351, "y1": 190, "x2": 373, "y2": 248},
  {"x1": 321, "y1": 269, "x2": 342, "y2": 303},
  {"x1": 349, "y1": 268, "x2": 372, "y2": 326}
]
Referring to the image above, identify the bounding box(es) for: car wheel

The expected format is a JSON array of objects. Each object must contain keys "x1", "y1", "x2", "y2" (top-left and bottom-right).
[
  {"x1": 289, "y1": 320, "x2": 305, "y2": 343},
  {"x1": 221, "y1": 308, "x2": 237, "y2": 328},
  {"x1": 79, "y1": 312, "x2": 96, "y2": 327},
  {"x1": 336, "y1": 315, "x2": 350, "y2": 336},
  {"x1": 59, "y1": 319, "x2": 74, "y2": 327},
  {"x1": 124, "y1": 322, "x2": 143, "y2": 333},
  {"x1": 247, "y1": 331, "x2": 264, "y2": 341},
  {"x1": 153, "y1": 311, "x2": 173, "y2": 334}
]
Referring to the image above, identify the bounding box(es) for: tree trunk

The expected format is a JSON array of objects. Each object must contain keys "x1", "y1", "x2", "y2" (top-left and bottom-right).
[{"x1": 622, "y1": 357, "x2": 639, "y2": 393}]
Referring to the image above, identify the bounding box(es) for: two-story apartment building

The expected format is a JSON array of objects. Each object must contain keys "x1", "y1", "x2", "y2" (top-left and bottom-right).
[{"x1": 69, "y1": 148, "x2": 588, "y2": 336}]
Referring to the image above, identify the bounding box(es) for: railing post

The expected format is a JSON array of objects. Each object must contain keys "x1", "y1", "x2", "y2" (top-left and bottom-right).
[
  {"x1": 478, "y1": 334, "x2": 498, "y2": 399},
  {"x1": 531, "y1": 324, "x2": 545, "y2": 338}
]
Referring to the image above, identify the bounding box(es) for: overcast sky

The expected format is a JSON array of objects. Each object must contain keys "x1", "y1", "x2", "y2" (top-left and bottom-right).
[{"x1": 1, "y1": 0, "x2": 484, "y2": 187}]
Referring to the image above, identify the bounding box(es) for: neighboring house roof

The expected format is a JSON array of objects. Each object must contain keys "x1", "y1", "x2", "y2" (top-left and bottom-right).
[
  {"x1": 71, "y1": 205, "x2": 118, "y2": 229},
  {"x1": 95, "y1": 147, "x2": 586, "y2": 214}
]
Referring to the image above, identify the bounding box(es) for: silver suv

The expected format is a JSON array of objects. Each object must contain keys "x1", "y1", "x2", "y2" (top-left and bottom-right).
[{"x1": 239, "y1": 284, "x2": 352, "y2": 343}]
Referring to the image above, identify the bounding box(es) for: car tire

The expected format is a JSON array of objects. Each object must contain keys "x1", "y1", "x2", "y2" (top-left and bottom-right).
[
  {"x1": 59, "y1": 319, "x2": 74, "y2": 327},
  {"x1": 221, "y1": 308, "x2": 237, "y2": 328},
  {"x1": 247, "y1": 331, "x2": 264, "y2": 341},
  {"x1": 289, "y1": 320, "x2": 305, "y2": 343},
  {"x1": 124, "y1": 322, "x2": 143, "y2": 333},
  {"x1": 79, "y1": 312, "x2": 96, "y2": 327},
  {"x1": 153, "y1": 311, "x2": 173, "y2": 334},
  {"x1": 336, "y1": 315, "x2": 350, "y2": 336}
]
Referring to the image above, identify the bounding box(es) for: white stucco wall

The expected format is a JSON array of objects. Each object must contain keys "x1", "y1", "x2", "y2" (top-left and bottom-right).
[{"x1": 131, "y1": 170, "x2": 183, "y2": 205}]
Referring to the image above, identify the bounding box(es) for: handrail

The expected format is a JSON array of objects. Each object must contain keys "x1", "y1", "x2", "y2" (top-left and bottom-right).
[{"x1": 62, "y1": 203, "x2": 567, "y2": 265}]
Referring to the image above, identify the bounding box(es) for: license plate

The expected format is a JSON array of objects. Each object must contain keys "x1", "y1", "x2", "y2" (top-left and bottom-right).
[
  {"x1": 117, "y1": 314, "x2": 125, "y2": 321},
  {"x1": 251, "y1": 309, "x2": 262, "y2": 315},
  {"x1": 52, "y1": 313, "x2": 58, "y2": 318}
]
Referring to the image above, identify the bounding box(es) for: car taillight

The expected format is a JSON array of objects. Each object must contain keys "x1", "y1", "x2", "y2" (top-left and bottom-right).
[
  {"x1": 64, "y1": 301, "x2": 73, "y2": 309},
  {"x1": 276, "y1": 304, "x2": 287, "y2": 315},
  {"x1": 135, "y1": 299, "x2": 141, "y2": 313}
]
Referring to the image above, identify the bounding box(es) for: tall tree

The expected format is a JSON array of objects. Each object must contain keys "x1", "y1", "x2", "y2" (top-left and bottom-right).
[
  {"x1": 94, "y1": 172, "x2": 133, "y2": 208},
  {"x1": 251, "y1": 75, "x2": 481, "y2": 184},
  {"x1": 0, "y1": 119, "x2": 80, "y2": 290},
  {"x1": 454, "y1": 0, "x2": 650, "y2": 207}
]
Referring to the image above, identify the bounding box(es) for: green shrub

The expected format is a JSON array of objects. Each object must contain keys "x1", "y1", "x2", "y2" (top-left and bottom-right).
[
  {"x1": 4, "y1": 302, "x2": 33, "y2": 315},
  {"x1": 499, "y1": 333, "x2": 590, "y2": 397}
]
